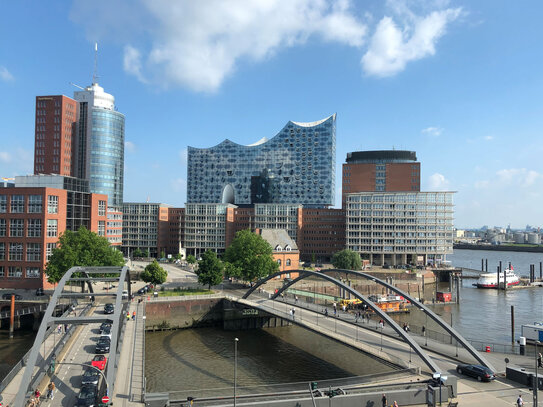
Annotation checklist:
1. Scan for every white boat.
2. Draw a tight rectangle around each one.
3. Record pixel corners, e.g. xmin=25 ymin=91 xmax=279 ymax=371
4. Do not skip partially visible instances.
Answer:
xmin=475 ymin=266 xmax=520 ymax=288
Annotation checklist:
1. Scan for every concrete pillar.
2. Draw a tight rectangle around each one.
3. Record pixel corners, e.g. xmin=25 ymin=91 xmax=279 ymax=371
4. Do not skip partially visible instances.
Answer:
xmin=380 ymin=253 xmax=385 ymax=266
xmin=9 ymin=295 xmax=15 ymax=338
xmin=402 ymin=254 xmax=407 ymax=265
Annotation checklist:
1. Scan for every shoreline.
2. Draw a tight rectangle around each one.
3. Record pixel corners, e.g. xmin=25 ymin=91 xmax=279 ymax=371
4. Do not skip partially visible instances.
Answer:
xmin=454 ymin=243 xmax=543 ymax=253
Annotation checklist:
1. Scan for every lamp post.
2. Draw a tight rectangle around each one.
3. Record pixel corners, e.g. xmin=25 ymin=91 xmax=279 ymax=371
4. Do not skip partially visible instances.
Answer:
xmin=234 ymin=337 xmax=239 ymax=407
xmin=535 ymin=340 xmax=540 ymax=407
xmin=380 ymin=325 xmax=384 ymax=351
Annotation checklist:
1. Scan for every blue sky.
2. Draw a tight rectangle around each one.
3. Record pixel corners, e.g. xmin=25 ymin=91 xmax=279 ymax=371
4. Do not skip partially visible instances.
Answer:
xmin=1 ymin=1 xmax=542 ymax=229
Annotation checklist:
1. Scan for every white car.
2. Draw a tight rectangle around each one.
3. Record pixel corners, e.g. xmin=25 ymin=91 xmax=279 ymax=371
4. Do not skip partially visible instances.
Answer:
xmin=122 ymin=290 xmax=128 ymax=299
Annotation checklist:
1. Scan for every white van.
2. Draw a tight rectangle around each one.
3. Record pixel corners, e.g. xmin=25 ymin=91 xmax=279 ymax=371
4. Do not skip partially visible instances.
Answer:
xmin=122 ymin=290 xmax=129 ymax=299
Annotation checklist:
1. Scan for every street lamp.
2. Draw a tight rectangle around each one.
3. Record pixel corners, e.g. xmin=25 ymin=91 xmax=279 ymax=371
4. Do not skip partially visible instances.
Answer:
xmin=535 ymin=340 xmax=540 ymax=407
xmin=234 ymin=337 xmax=239 ymax=407
xmin=380 ymin=325 xmax=384 ymax=351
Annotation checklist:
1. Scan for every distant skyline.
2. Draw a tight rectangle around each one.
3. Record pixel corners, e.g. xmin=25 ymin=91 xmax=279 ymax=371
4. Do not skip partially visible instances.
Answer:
xmin=1 ymin=1 xmax=542 ymax=228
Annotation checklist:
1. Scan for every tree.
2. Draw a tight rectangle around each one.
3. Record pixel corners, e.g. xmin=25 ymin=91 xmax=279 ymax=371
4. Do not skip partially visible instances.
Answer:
xmin=174 ymin=253 xmax=183 ymax=260
xmin=332 ymin=249 xmax=362 ymax=270
xmin=46 ymin=227 xmax=125 ymax=283
xmin=196 ymin=250 xmax=224 ymax=289
xmin=132 ymin=248 xmax=144 ymax=258
xmin=160 ymin=250 xmax=166 ymax=259
xmin=223 ymin=229 xmax=278 ymax=281
xmin=140 ymin=260 xmax=168 ymax=285
xmin=186 ymin=255 xmax=196 ymax=264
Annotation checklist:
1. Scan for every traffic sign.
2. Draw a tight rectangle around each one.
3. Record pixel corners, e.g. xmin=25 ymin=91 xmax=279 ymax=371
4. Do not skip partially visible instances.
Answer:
xmin=102 ymin=396 xmax=110 ymax=403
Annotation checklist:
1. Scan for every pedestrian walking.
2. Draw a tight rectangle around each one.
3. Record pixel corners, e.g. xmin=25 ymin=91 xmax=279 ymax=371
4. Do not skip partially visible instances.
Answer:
xmin=132 ymin=311 xmax=136 ymax=320
xmin=295 ymin=295 xmax=298 ymax=304
xmin=381 ymin=393 xmax=387 ymax=407
xmin=324 ymin=308 xmax=328 ymax=317
xmin=126 ymin=312 xmax=130 ymax=321
xmin=516 ymin=395 xmax=524 ymax=407
xmin=422 ymin=325 xmax=426 ymax=336
xmin=392 ymin=401 xmax=399 ymax=407
xmin=57 ymin=325 xmax=62 ymax=334
xmin=46 ymin=381 xmax=55 ymax=399
xmin=342 ymin=304 xmax=346 ymax=312
xmin=64 ymin=324 xmax=68 ymax=333
xmin=292 ymin=308 xmax=296 ymax=319
xmin=538 ymin=352 xmax=542 ymax=368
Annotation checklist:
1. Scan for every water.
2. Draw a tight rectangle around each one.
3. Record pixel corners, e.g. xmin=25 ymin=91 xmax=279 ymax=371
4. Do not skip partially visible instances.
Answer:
xmin=0 ymin=330 xmax=36 ymax=382
xmin=145 ymin=325 xmax=396 ymax=395
xmin=391 ymin=249 xmax=543 ymax=345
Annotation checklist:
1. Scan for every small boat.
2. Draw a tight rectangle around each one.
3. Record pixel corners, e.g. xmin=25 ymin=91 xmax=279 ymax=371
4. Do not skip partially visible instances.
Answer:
xmin=474 ymin=266 xmax=520 ymax=288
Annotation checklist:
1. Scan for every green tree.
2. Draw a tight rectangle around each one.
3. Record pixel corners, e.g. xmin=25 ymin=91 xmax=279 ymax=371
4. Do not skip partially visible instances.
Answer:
xmin=174 ymin=253 xmax=183 ymax=260
xmin=223 ymin=229 xmax=278 ymax=281
xmin=311 ymin=253 xmax=316 ymax=264
xmin=46 ymin=227 xmax=125 ymax=283
xmin=196 ymin=250 xmax=224 ymax=289
xmin=186 ymin=254 xmax=197 ymax=264
xmin=160 ymin=250 xmax=166 ymax=259
xmin=332 ymin=249 xmax=362 ymax=270
xmin=132 ymin=248 xmax=144 ymax=258
xmin=140 ymin=260 xmax=168 ymax=285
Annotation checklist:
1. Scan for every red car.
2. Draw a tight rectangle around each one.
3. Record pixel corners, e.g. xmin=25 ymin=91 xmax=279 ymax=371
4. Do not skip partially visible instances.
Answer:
xmin=91 ymin=355 xmax=107 ymax=370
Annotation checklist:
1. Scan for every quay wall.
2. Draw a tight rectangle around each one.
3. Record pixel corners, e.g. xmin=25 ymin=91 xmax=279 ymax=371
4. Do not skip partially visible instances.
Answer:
xmin=454 ymin=243 xmax=543 ymax=253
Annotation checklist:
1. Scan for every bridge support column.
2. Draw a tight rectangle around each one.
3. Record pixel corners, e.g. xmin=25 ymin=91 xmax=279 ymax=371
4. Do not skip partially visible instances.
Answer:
xmin=9 ymin=295 xmax=15 ymax=338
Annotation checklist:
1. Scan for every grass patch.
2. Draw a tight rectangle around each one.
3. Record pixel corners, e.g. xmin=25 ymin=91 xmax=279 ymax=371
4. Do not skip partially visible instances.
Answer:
xmin=158 ymin=288 xmax=214 ymax=297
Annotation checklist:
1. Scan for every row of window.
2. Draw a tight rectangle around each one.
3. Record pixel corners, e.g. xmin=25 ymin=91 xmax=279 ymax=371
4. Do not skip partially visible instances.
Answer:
xmin=0 ymin=195 xmax=58 ymax=214
xmin=0 ymin=266 xmax=41 ymax=278
xmin=0 ymin=219 xmax=57 ymax=237
xmin=0 ymin=242 xmax=56 ymax=261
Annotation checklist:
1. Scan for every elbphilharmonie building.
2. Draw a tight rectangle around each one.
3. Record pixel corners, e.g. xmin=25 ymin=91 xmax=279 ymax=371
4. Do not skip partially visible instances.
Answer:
xmin=187 ymin=114 xmax=336 ymax=207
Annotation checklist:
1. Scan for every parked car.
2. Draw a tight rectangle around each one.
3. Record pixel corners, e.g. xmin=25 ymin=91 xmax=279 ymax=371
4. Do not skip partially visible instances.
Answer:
xmin=2 ymin=293 xmax=22 ymax=300
xmin=103 ymin=303 xmax=114 ymax=314
xmin=81 ymin=368 xmax=100 ymax=386
xmin=76 ymin=383 xmax=98 ymax=406
xmin=99 ymin=322 xmax=111 ymax=334
xmin=456 ymin=364 xmax=496 ymax=382
xmin=122 ymin=289 xmax=129 ymax=299
xmin=302 ymin=262 xmax=311 ymax=268
xmin=100 ymin=326 xmax=112 ymax=339
xmin=137 ymin=287 xmax=146 ymax=295
xmin=315 ymin=263 xmax=323 ymax=268
xmin=91 ymin=355 xmax=107 ymax=371
xmin=95 ymin=337 xmax=111 ymax=354
xmin=35 ymin=288 xmax=45 ymax=296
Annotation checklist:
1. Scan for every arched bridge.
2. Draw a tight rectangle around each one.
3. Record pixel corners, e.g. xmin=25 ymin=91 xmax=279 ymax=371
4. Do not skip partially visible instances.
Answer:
xmin=244 ymin=268 xmax=495 ymax=373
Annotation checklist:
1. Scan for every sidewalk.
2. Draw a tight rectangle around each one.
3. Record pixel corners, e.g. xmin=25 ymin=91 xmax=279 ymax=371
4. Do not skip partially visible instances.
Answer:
xmin=112 ymin=300 xmax=145 ymax=406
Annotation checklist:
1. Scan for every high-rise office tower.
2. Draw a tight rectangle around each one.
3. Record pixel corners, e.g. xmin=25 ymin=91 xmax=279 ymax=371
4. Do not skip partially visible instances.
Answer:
xmin=34 ymin=95 xmax=78 ymax=176
xmin=73 ymin=82 xmax=125 ymax=209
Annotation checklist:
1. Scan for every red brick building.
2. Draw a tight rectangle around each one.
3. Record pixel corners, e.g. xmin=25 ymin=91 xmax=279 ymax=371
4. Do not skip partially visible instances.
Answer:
xmin=342 ymin=150 xmax=420 ymax=207
xmin=257 ymin=229 xmax=300 ymax=279
xmin=0 ymin=180 xmax=107 ymax=290
xmin=34 ymin=95 xmax=77 ymax=176
xmin=298 ymin=208 xmax=345 ymax=262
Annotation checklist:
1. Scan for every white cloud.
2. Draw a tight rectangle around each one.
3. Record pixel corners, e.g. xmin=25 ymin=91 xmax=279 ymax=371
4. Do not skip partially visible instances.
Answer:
xmin=179 ymin=148 xmax=188 ymax=166
xmin=421 ymin=126 xmax=443 ymax=137
xmin=361 ymin=7 xmax=461 ymax=77
xmin=123 ymin=45 xmax=147 ymax=84
xmin=125 ymin=141 xmax=136 ymax=152
xmin=496 ymin=168 xmax=541 ymax=188
xmin=0 ymin=152 xmax=11 ymax=163
xmin=428 ymin=172 xmax=450 ymax=190
xmin=484 ymin=135 xmax=494 ymax=141
xmin=0 ymin=66 xmax=14 ymax=82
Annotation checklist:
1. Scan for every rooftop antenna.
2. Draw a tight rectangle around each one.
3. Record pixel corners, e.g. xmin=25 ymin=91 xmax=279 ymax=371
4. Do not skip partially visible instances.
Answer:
xmin=69 ymin=82 xmax=84 ymax=90
xmin=93 ymin=42 xmax=99 ymax=85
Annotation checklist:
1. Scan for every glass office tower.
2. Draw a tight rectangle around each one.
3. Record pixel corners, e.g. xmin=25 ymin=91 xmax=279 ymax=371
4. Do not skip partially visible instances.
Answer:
xmin=187 ymin=114 xmax=336 ymax=207
xmin=74 ymin=83 xmax=125 ymax=209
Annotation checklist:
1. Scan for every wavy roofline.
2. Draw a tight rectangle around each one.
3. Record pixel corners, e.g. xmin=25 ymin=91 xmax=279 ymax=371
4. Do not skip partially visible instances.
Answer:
xmin=188 ymin=114 xmax=336 ymax=150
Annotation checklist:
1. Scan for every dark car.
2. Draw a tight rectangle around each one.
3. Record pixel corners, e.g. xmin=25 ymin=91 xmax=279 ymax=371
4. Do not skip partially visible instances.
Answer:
xmin=103 ymin=303 xmax=114 ymax=314
xmin=302 ymin=262 xmax=311 ymax=268
xmin=35 ymin=288 xmax=45 ymax=296
xmin=315 ymin=263 xmax=323 ymax=268
xmin=456 ymin=364 xmax=496 ymax=382
xmin=81 ymin=368 xmax=100 ymax=386
xmin=95 ymin=337 xmax=111 ymax=354
xmin=2 ymin=293 xmax=22 ymax=300
xmin=99 ymin=322 xmax=111 ymax=334
xmin=76 ymin=384 xmax=98 ymax=407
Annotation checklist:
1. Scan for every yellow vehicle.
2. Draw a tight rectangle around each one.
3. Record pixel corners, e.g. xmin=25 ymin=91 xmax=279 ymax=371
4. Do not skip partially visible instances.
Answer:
xmin=339 ymin=298 xmax=362 ymax=307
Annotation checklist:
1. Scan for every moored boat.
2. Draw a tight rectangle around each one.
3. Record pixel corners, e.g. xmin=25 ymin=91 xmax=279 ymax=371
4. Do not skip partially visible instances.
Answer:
xmin=474 ymin=266 xmax=520 ymax=288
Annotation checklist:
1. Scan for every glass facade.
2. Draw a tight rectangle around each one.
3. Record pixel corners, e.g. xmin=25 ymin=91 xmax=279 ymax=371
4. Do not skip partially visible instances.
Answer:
xmin=90 ymin=109 xmax=125 ymax=208
xmin=187 ymin=115 xmax=336 ymax=207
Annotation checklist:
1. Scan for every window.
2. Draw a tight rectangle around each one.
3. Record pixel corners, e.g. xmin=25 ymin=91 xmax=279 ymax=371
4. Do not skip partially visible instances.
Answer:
xmin=27 ymin=219 xmax=42 ymax=237
xmin=28 ymin=195 xmax=43 ymax=213
xmin=277 ymin=259 xmax=281 ymax=266
xmin=48 ymin=195 xmax=59 ymax=214
xmin=10 ymin=195 xmax=24 ymax=213
xmin=27 ymin=243 xmax=41 ymax=262
xmin=0 ymin=195 xmax=6 ymax=213
xmin=286 ymin=259 xmax=291 ymax=266
xmin=9 ymin=219 xmax=24 ymax=237
xmin=8 ymin=266 xmax=22 ymax=278
xmin=98 ymin=200 xmax=106 ymax=216
xmin=0 ymin=242 xmax=4 ymax=260
xmin=9 ymin=243 xmax=23 ymax=261
xmin=98 ymin=221 xmax=105 ymax=236
xmin=47 ymin=219 xmax=58 ymax=237
xmin=26 ymin=267 xmax=40 ymax=278
xmin=0 ymin=219 xmax=5 ymax=237
xmin=0 ymin=266 xmax=3 ymax=277
xmin=46 ymin=243 xmax=56 ymax=260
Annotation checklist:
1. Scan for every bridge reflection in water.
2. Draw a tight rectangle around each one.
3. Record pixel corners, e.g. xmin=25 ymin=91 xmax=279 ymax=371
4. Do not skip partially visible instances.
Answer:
xmin=145 ymin=324 xmax=407 ymax=400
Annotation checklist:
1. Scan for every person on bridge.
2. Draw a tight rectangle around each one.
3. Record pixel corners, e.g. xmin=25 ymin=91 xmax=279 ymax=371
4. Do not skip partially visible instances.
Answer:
xmin=538 ymin=352 xmax=542 ymax=368
xmin=392 ymin=401 xmax=399 ymax=407
xmin=132 ymin=311 xmax=136 ymax=320
xmin=516 ymin=395 xmax=523 ymax=406
xmin=126 ymin=312 xmax=130 ymax=321
xmin=46 ymin=381 xmax=55 ymax=399
xmin=381 ymin=393 xmax=387 ymax=407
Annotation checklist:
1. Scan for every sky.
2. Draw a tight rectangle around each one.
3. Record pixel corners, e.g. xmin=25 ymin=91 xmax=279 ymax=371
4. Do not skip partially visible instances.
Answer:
xmin=0 ymin=0 xmax=542 ymax=229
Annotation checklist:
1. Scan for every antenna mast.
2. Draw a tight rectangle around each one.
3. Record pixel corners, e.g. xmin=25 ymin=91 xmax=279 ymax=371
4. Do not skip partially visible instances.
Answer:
xmin=93 ymin=42 xmax=99 ymax=85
